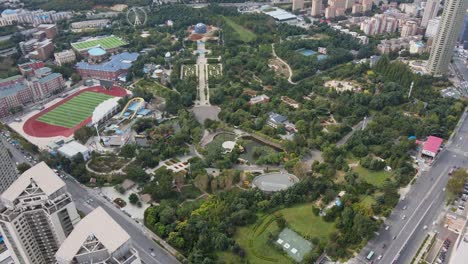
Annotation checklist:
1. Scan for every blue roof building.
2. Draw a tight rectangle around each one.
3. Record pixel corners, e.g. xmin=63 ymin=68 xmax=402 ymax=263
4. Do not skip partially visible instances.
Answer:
xmin=88 ymin=47 xmax=107 ymax=57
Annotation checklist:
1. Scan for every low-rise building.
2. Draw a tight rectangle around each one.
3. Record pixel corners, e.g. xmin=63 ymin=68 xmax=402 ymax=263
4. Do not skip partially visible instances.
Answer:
xmin=377 ymin=35 xmax=423 ymax=54
xmin=70 ymin=19 xmax=110 ymax=31
xmin=57 ymin=141 xmax=90 ymax=161
xmin=249 ymin=94 xmax=270 ymax=105
xmin=267 ymin=112 xmax=288 ymax=129
xmin=409 ymin=40 xmax=426 ymax=54
xmin=422 ymin=135 xmax=443 ymax=158
xmin=76 ymin=52 xmax=139 ymax=81
xmin=54 ymin=50 xmax=76 ymax=66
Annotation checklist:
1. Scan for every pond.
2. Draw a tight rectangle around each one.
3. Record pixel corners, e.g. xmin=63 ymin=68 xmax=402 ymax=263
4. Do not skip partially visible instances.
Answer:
xmin=239 ymin=137 xmax=279 ymax=163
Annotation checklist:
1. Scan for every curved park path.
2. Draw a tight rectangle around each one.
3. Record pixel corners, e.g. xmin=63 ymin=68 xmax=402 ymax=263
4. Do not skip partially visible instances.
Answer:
xmin=271 ymin=43 xmax=297 ymax=85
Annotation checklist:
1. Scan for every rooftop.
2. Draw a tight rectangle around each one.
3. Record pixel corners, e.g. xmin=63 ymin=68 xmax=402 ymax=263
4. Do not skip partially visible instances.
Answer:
xmin=423 ymin=135 xmax=443 ymax=154
xmin=1 ymin=162 xmax=65 ymax=203
xmin=76 ymin=52 xmax=138 ymax=73
xmin=38 ymin=72 xmax=62 ymax=84
xmin=57 ymin=141 xmax=88 ymax=158
xmin=269 ymin=112 xmax=288 ymax=124
xmin=55 ymin=207 xmax=131 ymax=262
xmin=0 ymin=82 xmax=27 ymax=99
xmin=88 ymin=47 xmax=106 ymax=57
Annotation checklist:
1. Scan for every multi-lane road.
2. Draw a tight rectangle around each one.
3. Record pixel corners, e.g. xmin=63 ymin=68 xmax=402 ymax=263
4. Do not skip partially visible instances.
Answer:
xmin=1 ymin=137 xmax=180 ymax=264
xmin=355 ymin=109 xmax=468 ymax=264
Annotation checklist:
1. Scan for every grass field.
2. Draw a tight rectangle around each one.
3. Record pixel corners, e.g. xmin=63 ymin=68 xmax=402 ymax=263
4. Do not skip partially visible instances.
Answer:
xmin=279 ymin=203 xmax=336 ymax=243
xmin=352 ymin=165 xmax=391 ymax=187
xmin=219 ymin=203 xmax=336 ymax=263
xmin=71 ymin=36 xmax=127 ymax=50
xmin=37 ymin=92 xmax=114 ymax=128
xmin=222 ymin=16 xmax=256 ymax=43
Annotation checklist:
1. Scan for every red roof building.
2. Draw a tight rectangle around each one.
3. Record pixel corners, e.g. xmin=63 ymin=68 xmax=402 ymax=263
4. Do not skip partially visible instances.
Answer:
xmin=422 ymin=136 xmax=443 ymax=158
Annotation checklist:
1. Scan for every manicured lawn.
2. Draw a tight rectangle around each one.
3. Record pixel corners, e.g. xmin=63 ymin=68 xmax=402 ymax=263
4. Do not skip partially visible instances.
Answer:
xmin=222 ymin=16 xmax=256 ymax=43
xmin=71 ymin=36 xmax=127 ymax=50
xmin=37 ymin=92 xmax=114 ymax=128
xmin=279 ymin=203 xmax=336 ymax=243
xmin=352 ymin=165 xmax=391 ymax=187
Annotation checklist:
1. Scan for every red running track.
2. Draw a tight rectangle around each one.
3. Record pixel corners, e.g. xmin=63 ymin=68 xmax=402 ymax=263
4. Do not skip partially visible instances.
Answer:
xmin=23 ymin=86 xmax=128 ymax=138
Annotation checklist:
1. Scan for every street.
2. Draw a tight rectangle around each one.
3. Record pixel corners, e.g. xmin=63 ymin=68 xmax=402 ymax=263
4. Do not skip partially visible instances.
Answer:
xmin=355 ymin=110 xmax=468 ymax=264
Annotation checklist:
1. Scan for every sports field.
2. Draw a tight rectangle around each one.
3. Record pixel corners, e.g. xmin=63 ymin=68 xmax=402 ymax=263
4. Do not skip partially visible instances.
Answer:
xmin=37 ymin=91 xmax=114 ymax=128
xmin=71 ymin=36 xmax=127 ymax=51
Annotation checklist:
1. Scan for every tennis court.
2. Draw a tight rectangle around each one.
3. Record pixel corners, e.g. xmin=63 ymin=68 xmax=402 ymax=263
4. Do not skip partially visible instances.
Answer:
xmin=276 ymin=228 xmax=313 ymax=262
xmin=37 ymin=91 xmax=114 ymax=128
xmin=71 ymin=36 xmax=127 ymax=50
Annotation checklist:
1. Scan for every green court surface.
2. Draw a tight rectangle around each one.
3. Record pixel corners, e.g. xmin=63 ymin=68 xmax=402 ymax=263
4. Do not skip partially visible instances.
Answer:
xmin=37 ymin=92 xmax=114 ymax=128
xmin=71 ymin=36 xmax=127 ymax=50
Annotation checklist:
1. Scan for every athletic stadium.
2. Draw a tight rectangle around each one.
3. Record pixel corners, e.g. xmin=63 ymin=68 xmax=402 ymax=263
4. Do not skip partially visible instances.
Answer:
xmin=22 ymin=85 xmax=128 ymax=138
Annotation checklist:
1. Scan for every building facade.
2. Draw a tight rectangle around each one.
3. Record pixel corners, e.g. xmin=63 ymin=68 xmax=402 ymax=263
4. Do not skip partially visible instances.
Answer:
xmin=0 ymin=140 xmax=17 ymax=194
xmin=425 ymin=17 xmax=440 ymax=38
xmin=0 ymin=162 xmax=80 ymax=264
xmin=426 ymin=0 xmax=468 ymax=75
xmin=54 ymin=50 xmax=76 ymax=66
xmin=292 ymin=0 xmax=304 ymax=11
xmin=55 ymin=207 xmax=141 ymax=264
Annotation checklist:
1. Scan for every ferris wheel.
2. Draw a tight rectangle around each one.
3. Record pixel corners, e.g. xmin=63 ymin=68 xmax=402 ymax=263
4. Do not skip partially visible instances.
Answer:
xmin=126 ymin=7 xmax=147 ymax=27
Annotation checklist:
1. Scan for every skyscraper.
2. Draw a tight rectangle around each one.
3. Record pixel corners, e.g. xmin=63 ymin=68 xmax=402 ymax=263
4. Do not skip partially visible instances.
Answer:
xmin=426 ymin=0 xmax=468 ymax=75
xmin=55 ymin=207 xmax=141 ymax=264
xmin=421 ymin=0 xmax=440 ymax=27
xmin=0 ymin=162 xmax=80 ymax=264
xmin=311 ymin=0 xmax=323 ymax=16
xmin=0 ymin=140 xmax=17 ymax=194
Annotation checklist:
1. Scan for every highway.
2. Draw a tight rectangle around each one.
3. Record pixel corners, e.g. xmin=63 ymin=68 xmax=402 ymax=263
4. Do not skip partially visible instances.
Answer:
xmin=0 ymin=136 xmax=180 ymax=264
xmin=355 ymin=109 xmax=468 ymax=264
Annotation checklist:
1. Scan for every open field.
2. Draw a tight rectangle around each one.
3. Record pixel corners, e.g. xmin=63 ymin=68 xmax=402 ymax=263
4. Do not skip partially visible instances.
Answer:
xmin=352 ymin=165 xmax=391 ymax=187
xmin=220 ymin=202 xmax=336 ymax=263
xmin=279 ymin=203 xmax=336 ymax=243
xmin=222 ymin=16 xmax=256 ymax=43
xmin=37 ymin=91 xmax=114 ymax=128
xmin=71 ymin=36 xmax=127 ymax=50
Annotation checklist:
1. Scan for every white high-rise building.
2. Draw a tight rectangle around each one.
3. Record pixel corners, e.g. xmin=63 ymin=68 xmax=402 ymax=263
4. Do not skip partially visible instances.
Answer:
xmin=427 ymin=0 xmax=468 ymax=75
xmin=421 ymin=0 xmax=439 ymax=27
xmin=0 ymin=162 xmax=80 ymax=264
xmin=55 ymin=207 xmax=141 ymax=264
xmin=0 ymin=141 xmax=17 ymax=194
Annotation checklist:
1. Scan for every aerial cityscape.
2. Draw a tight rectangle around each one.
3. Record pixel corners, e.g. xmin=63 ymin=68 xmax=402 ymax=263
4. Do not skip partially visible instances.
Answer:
xmin=0 ymin=0 xmax=467 ymax=263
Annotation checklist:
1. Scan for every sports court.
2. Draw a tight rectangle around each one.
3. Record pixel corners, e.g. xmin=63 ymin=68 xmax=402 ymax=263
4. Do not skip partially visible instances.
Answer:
xmin=276 ymin=228 xmax=313 ymax=262
xmin=71 ymin=36 xmax=127 ymax=51
xmin=37 ymin=92 xmax=114 ymax=128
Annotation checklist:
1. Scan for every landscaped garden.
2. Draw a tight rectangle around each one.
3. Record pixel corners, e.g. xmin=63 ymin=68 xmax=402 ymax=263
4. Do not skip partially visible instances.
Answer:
xmin=87 ymin=155 xmax=132 ymax=173
xmin=181 ymin=64 xmax=197 ymax=79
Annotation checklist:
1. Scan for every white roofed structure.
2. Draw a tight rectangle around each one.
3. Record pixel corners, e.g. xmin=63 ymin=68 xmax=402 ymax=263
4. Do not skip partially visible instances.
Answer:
xmin=55 ymin=207 xmax=141 ymax=264
xmin=57 ymin=141 xmax=91 ymax=161
xmin=1 ymin=161 xmax=65 ymax=206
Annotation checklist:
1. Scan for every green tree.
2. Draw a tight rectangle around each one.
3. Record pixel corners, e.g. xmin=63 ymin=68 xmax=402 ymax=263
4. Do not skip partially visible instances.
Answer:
xmin=17 ymin=162 xmax=31 ymax=173
xmin=129 ymin=193 xmax=139 ymax=204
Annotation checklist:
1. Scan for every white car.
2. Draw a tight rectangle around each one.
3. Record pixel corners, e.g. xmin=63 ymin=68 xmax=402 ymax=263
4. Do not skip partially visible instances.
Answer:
xmin=378 ymin=255 xmax=383 ymax=260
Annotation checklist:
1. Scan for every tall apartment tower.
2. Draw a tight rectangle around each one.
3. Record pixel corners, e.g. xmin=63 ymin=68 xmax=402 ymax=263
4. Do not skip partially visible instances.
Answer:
xmin=311 ymin=0 xmax=323 ymax=16
xmin=426 ymin=0 xmax=468 ymax=75
xmin=0 ymin=141 xmax=17 ymax=194
xmin=292 ymin=0 xmax=305 ymax=10
xmin=55 ymin=207 xmax=141 ymax=264
xmin=421 ymin=0 xmax=439 ymax=27
xmin=0 ymin=162 xmax=80 ymax=264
